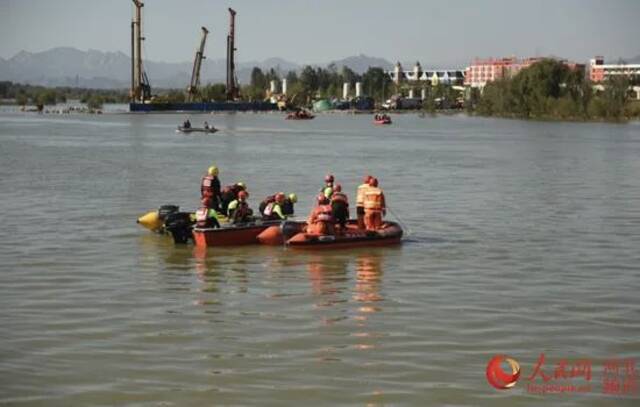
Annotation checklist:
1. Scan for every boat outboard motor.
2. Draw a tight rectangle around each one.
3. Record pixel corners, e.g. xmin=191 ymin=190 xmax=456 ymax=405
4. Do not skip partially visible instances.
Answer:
xmin=164 ymin=212 xmax=194 ymax=244
xmin=158 ymin=205 xmax=180 ymax=221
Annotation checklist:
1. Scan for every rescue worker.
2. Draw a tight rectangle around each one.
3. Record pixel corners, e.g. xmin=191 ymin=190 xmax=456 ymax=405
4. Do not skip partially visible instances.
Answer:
xmin=363 ymin=177 xmax=386 ymax=231
xmin=227 ymin=190 xmax=253 ymax=224
xmin=183 ymin=118 xmax=191 ymax=129
xmin=306 ymin=194 xmax=335 ymax=236
xmin=200 ymin=165 xmax=221 ymax=211
xmin=194 ymin=206 xmax=220 ymax=229
xmin=282 ymin=193 xmax=297 ymax=216
xmin=330 ymin=184 xmax=349 ymax=231
xmin=322 ymin=174 xmax=335 ymax=199
xmin=259 ymin=194 xmax=276 ymax=216
xmin=356 ymin=175 xmax=372 ymax=229
xmin=262 ymin=192 xmax=287 ymax=221
xmin=220 ymin=182 xmax=246 ymax=215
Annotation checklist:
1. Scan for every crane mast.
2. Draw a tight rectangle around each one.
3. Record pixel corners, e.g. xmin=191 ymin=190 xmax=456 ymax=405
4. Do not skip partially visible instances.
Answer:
xmin=226 ymin=8 xmax=238 ymax=100
xmin=187 ymin=27 xmax=209 ymax=102
xmin=130 ymin=0 xmax=150 ymax=102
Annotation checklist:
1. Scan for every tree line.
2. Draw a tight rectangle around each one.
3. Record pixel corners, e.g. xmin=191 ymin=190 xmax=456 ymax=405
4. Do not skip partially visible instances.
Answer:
xmin=468 ymin=59 xmax=640 ymax=121
xmin=0 ymin=81 xmax=129 ymax=109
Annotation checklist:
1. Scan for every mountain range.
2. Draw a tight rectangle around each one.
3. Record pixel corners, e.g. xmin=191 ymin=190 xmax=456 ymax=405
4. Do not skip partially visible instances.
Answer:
xmin=2 ymin=48 xmax=638 ymax=89
xmin=0 ymin=47 xmax=395 ymax=89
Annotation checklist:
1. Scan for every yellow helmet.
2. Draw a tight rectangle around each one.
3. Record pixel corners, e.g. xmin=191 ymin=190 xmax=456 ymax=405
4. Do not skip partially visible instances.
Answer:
xmin=237 ymin=181 xmax=246 ymax=189
xmin=208 ymin=165 xmax=218 ymax=176
xmin=288 ymin=193 xmax=297 ymax=203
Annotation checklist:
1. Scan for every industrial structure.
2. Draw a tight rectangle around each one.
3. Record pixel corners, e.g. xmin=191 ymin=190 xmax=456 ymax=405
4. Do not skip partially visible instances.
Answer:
xmin=130 ymin=0 xmax=150 ymax=102
xmin=225 ymin=8 xmax=238 ymax=100
xmin=186 ymin=27 xmax=209 ymax=102
xmin=128 ymin=3 xmax=275 ymax=112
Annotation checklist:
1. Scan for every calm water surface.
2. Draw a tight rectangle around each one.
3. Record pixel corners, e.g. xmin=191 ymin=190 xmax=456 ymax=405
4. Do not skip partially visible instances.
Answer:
xmin=1 ymin=110 xmax=639 ymax=406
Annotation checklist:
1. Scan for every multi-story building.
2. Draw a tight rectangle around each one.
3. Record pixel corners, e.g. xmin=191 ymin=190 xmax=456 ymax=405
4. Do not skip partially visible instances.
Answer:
xmin=464 ymin=57 xmax=584 ymax=88
xmin=589 ymin=56 xmax=640 ymax=83
xmin=388 ymin=62 xmax=465 ymax=86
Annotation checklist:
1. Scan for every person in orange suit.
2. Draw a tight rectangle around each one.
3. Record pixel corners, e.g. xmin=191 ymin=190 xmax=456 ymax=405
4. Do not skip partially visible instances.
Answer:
xmin=363 ymin=177 xmax=386 ymax=231
xmin=356 ymin=175 xmax=372 ymax=229
xmin=307 ymin=194 xmax=335 ymax=236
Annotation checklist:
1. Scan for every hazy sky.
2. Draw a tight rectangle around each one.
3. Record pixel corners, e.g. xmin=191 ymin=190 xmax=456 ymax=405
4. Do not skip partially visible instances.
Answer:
xmin=1 ymin=0 xmax=639 ymax=65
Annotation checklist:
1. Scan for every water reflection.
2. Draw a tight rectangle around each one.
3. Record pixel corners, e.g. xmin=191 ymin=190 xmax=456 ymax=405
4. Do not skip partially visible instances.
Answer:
xmin=352 ymin=252 xmax=385 ymax=351
xmin=307 ymin=254 xmax=350 ymax=309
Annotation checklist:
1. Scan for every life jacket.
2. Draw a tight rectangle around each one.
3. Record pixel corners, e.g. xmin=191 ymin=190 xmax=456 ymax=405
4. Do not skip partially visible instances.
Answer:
xmin=282 ymin=199 xmax=295 ymax=216
xmin=331 ymin=191 xmax=348 ymax=205
xmin=195 ymin=207 xmax=217 ymax=228
xmin=364 ymin=187 xmax=384 ymax=211
xmin=263 ymin=202 xmax=284 ymax=219
xmin=229 ymin=200 xmax=251 ymax=221
xmin=321 ymin=184 xmax=333 ymax=198
xmin=311 ymin=204 xmax=334 ymax=223
xmin=259 ymin=195 xmax=275 ymax=214
xmin=201 ymin=175 xmax=218 ymax=198
xmin=356 ymin=184 xmax=370 ymax=207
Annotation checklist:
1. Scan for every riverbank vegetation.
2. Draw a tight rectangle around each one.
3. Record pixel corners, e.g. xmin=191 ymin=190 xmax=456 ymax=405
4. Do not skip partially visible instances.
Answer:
xmin=470 ymin=59 xmax=640 ymax=121
xmin=0 ymin=81 xmax=129 ymax=107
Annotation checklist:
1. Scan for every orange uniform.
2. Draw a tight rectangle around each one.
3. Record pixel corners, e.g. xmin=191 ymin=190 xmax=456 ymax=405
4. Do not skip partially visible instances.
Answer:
xmin=363 ymin=187 xmax=386 ymax=231
xmin=356 ymin=182 xmax=371 ymax=229
xmin=307 ymin=204 xmax=335 ymax=235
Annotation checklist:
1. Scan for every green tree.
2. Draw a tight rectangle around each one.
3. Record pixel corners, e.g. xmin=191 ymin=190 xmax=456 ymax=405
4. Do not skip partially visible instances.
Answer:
xmin=86 ymin=95 xmax=103 ymax=110
xmin=201 ymin=83 xmax=227 ymax=101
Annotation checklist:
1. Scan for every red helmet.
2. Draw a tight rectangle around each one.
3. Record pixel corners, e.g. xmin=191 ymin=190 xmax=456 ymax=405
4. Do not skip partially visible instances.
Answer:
xmin=324 ymin=174 xmax=334 ymax=183
xmin=363 ymin=175 xmax=372 ymax=183
xmin=334 ymin=184 xmax=342 ymax=192
xmin=238 ymin=190 xmax=248 ymax=200
xmin=275 ymin=192 xmax=286 ymax=203
xmin=316 ymin=194 xmax=330 ymax=205
xmin=368 ymin=177 xmax=379 ymax=187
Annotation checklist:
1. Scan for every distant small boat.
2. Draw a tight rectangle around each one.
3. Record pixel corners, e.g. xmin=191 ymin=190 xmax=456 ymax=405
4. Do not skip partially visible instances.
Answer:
xmin=373 ymin=116 xmax=392 ymax=125
xmin=285 ymin=111 xmax=314 ymax=120
xmin=176 ymin=126 xmax=218 ymax=134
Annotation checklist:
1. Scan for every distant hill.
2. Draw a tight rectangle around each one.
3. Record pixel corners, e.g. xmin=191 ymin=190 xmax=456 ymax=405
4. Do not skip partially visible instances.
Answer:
xmin=0 ymin=47 xmax=302 ymax=89
xmin=328 ymin=54 xmax=394 ymax=73
xmin=0 ymin=48 xmax=399 ymax=89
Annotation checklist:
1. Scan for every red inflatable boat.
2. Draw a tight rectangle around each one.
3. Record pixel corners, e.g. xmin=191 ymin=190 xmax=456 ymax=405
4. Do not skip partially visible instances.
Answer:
xmin=373 ymin=116 xmax=392 ymax=125
xmin=193 ymin=220 xmax=284 ymax=247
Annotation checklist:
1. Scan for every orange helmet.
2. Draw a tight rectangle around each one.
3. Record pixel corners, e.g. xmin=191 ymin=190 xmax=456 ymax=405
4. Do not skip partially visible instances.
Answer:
xmin=317 ymin=194 xmax=330 ymax=205
xmin=324 ymin=174 xmax=334 ymax=183
xmin=275 ymin=192 xmax=286 ymax=203
xmin=238 ymin=190 xmax=248 ymax=200
xmin=368 ymin=177 xmax=378 ymax=187
xmin=334 ymin=184 xmax=342 ymax=192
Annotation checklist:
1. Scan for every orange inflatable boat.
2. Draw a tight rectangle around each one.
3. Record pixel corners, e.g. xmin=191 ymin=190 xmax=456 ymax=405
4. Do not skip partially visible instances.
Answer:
xmin=257 ymin=220 xmax=403 ymax=249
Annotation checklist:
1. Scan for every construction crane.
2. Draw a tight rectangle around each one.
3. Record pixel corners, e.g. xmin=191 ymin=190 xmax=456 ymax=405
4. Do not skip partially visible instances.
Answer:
xmin=187 ymin=27 xmax=209 ymax=102
xmin=130 ymin=0 xmax=151 ymax=102
xmin=226 ymin=8 xmax=238 ymax=100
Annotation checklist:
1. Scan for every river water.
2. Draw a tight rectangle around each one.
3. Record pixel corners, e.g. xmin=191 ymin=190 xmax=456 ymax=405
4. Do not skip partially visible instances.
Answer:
xmin=1 ymin=110 xmax=639 ymax=406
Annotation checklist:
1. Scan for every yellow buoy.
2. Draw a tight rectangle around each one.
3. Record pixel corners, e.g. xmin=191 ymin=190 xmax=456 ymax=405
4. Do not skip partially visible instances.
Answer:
xmin=137 ymin=210 xmax=163 ymax=231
